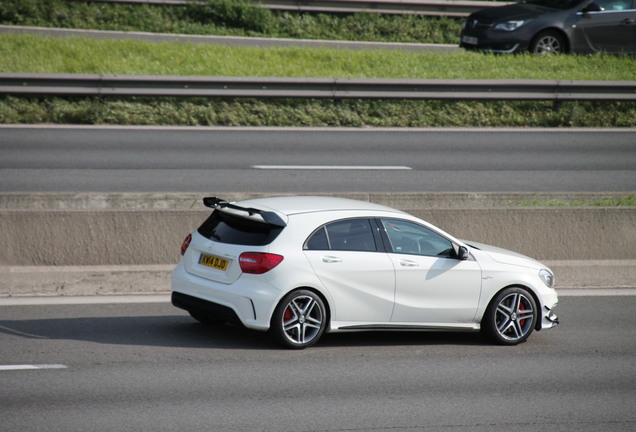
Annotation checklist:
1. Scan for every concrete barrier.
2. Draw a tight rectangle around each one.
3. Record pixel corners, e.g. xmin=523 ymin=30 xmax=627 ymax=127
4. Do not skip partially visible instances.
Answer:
xmin=1 ymin=193 xmax=634 ymax=296
xmin=1 ymin=207 xmax=635 ymax=266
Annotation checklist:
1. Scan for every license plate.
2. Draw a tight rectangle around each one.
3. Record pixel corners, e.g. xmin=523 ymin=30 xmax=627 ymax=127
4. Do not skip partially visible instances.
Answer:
xmin=462 ymin=36 xmax=478 ymax=45
xmin=199 ymin=253 xmax=229 ymax=271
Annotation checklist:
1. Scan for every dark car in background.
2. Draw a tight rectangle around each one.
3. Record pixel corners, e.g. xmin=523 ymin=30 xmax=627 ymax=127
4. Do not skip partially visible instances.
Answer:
xmin=460 ymin=0 xmax=636 ymax=54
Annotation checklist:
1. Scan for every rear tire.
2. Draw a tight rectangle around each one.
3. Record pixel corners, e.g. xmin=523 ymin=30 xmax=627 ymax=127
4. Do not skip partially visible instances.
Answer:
xmin=482 ymin=287 xmax=537 ymax=345
xmin=530 ymin=30 xmax=566 ymax=55
xmin=270 ymin=290 xmax=327 ymax=349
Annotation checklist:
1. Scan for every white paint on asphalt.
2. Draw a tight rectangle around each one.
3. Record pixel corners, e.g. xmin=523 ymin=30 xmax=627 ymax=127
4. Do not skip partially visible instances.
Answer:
xmin=0 ymin=295 xmax=170 ymax=306
xmin=253 ymin=165 xmax=412 ymax=170
xmin=557 ymin=288 xmax=636 ymax=297
xmin=0 ymin=364 xmax=67 ymax=371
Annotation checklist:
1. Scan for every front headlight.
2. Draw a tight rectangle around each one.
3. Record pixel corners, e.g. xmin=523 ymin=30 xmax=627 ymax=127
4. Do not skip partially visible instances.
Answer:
xmin=539 ymin=269 xmax=555 ymax=288
xmin=494 ymin=20 xmax=529 ymax=31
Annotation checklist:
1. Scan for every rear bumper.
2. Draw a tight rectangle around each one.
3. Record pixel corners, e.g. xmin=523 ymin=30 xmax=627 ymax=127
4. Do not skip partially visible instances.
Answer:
xmin=172 ymin=291 xmax=243 ymax=326
xmin=171 ymin=261 xmax=277 ymax=331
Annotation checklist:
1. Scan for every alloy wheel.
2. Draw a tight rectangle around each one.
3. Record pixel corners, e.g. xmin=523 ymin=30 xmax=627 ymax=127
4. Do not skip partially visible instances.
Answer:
xmin=532 ymin=32 xmax=564 ymax=55
xmin=494 ymin=292 xmax=535 ymax=342
xmin=278 ymin=292 xmax=325 ymax=348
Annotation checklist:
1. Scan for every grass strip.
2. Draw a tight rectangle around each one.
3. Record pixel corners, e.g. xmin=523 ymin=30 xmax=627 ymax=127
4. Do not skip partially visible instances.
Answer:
xmin=2 ymin=96 xmax=635 ymax=127
xmin=0 ymin=0 xmax=463 ymax=44
xmin=2 ymin=34 xmax=636 ymax=80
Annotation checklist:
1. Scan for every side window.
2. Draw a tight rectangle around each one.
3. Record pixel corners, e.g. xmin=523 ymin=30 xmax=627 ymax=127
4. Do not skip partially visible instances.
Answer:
xmin=595 ymin=0 xmax=632 ymax=10
xmin=304 ymin=219 xmax=377 ymax=252
xmin=381 ymin=219 xmax=454 ymax=257
xmin=304 ymin=226 xmax=329 ymax=250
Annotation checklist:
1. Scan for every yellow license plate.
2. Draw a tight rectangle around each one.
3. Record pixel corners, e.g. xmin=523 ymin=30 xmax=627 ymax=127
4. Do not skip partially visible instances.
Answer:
xmin=199 ymin=253 xmax=229 ymax=271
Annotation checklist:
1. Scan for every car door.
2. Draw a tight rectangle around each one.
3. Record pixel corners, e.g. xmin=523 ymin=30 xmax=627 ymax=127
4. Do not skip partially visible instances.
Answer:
xmin=379 ymin=218 xmax=482 ymax=325
xmin=303 ymin=218 xmax=396 ymax=323
xmin=576 ymin=0 xmax=636 ymax=53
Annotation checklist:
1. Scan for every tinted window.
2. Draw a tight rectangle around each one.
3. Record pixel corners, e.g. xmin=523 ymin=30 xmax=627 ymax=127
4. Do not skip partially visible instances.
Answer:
xmin=198 ymin=210 xmax=283 ymax=246
xmin=381 ymin=219 xmax=454 ymax=257
xmin=526 ymin=0 xmax=586 ymax=9
xmin=594 ymin=0 xmax=632 ymax=10
xmin=304 ymin=219 xmax=377 ymax=252
xmin=304 ymin=226 xmax=329 ymax=250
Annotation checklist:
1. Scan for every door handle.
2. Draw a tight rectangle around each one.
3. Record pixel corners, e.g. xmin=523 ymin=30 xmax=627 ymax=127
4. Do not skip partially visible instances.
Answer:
xmin=399 ymin=260 xmax=419 ymax=267
xmin=322 ymin=256 xmax=342 ymax=263
xmin=622 ymin=18 xmax=634 ymax=24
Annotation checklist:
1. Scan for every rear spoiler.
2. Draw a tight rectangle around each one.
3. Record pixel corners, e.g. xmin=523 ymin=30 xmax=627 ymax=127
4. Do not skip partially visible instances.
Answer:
xmin=203 ymin=197 xmax=287 ymax=227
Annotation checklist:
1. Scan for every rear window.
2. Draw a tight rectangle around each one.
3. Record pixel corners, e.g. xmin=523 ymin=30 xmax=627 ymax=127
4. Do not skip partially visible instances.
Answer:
xmin=198 ymin=210 xmax=283 ymax=246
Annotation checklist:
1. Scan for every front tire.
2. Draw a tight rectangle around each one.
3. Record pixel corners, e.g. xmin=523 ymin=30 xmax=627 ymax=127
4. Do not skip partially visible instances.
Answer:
xmin=530 ymin=30 xmax=566 ymax=55
xmin=482 ymin=287 xmax=537 ymax=345
xmin=271 ymin=290 xmax=327 ymax=349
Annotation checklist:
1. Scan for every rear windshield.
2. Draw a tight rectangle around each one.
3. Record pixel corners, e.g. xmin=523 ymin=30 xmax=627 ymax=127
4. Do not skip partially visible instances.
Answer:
xmin=197 ymin=210 xmax=284 ymax=246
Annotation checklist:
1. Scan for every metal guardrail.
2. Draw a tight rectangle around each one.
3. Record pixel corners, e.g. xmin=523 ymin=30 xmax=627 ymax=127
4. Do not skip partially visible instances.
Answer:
xmin=2 ymin=73 xmax=635 ymax=101
xmin=84 ymin=0 xmax=509 ymax=17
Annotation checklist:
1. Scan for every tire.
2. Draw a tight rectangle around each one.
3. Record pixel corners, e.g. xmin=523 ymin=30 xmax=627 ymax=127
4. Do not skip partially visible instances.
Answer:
xmin=270 ymin=290 xmax=327 ymax=349
xmin=482 ymin=287 xmax=537 ymax=345
xmin=530 ymin=30 xmax=566 ymax=55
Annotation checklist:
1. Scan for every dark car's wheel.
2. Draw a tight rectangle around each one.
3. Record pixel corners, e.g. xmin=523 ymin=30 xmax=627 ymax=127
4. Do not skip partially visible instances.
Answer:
xmin=271 ymin=290 xmax=327 ymax=349
xmin=482 ymin=287 xmax=537 ymax=345
xmin=530 ymin=30 xmax=566 ymax=54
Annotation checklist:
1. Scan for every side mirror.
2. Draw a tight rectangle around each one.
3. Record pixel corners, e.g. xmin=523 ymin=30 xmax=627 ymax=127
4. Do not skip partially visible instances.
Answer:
xmin=456 ymin=246 xmax=469 ymax=260
xmin=582 ymin=2 xmax=602 ymax=13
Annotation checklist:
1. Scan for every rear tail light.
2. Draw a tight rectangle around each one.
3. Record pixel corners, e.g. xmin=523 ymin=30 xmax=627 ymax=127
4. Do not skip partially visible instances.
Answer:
xmin=239 ymin=252 xmax=284 ymax=274
xmin=180 ymin=234 xmax=192 ymax=256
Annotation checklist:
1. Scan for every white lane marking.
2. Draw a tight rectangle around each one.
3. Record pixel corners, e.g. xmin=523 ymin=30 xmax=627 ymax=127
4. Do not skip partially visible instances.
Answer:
xmin=0 ymin=364 xmax=67 ymax=371
xmin=0 ymin=295 xmax=170 ymax=306
xmin=252 ymin=165 xmax=412 ymax=170
xmin=557 ymin=288 xmax=636 ymax=297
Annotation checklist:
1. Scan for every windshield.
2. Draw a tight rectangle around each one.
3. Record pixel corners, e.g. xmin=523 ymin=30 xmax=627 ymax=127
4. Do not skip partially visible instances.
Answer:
xmin=524 ymin=0 xmax=587 ymax=9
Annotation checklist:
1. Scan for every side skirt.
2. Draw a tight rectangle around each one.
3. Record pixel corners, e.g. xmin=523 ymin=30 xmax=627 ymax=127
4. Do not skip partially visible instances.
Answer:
xmin=331 ymin=323 xmax=481 ymax=333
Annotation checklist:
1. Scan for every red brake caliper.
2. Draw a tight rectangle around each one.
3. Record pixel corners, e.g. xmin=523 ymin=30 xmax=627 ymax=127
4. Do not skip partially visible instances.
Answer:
xmin=283 ymin=307 xmax=293 ymax=322
xmin=519 ymin=301 xmax=526 ymax=327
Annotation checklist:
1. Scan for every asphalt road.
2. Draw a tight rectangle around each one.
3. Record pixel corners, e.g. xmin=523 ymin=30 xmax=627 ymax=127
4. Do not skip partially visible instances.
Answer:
xmin=1 ymin=126 xmax=635 ymax=192
xmin=1 ymin=294 xmax=635 ymax=432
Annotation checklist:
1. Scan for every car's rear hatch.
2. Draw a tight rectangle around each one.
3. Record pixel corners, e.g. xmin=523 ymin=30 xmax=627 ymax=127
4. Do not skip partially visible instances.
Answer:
xmin=183 ymin=198 xmax=286 ymax=284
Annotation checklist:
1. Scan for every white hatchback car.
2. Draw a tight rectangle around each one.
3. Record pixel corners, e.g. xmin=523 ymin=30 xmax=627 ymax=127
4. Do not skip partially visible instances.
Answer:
xmin=171 ymin=196 xmax=559 ymax=349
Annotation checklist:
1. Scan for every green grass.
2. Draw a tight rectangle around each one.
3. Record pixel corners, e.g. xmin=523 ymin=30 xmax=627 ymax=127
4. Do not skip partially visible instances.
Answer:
xmin=1 ymin=0 xmax=635 ymax=128
xmin=2 ymin=96 xmax=635 ymax=127
xmin=0 ymin=0 xmax=462 ymax=44
xmin=2 ymin=34 xmax=635 ymax=80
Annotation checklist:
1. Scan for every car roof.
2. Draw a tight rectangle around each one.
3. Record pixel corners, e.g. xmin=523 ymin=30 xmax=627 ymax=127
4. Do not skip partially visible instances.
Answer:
xmin=234 ymin=196 xmax=406 ymax=216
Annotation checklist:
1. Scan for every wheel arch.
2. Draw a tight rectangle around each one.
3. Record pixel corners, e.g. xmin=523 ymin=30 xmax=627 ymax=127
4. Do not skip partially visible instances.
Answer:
xmin=485 ymin=283 xmax=543 ymax=331
xmin=270 ymin=286 xmax=332 ymax=330
xmin=530 ymin=28 xmax=571 ymax=53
